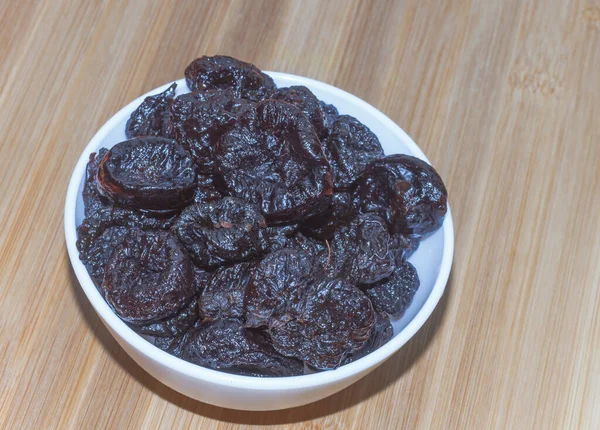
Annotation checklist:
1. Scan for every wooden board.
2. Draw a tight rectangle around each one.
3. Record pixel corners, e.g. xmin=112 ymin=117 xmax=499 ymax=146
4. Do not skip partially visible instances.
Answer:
xmin=1 ymin=0 xmax=599 ymax=428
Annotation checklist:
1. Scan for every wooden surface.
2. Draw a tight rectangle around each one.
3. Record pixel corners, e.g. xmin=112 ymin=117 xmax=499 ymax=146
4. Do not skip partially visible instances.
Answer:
xmin=1 ymin=0 xmax=599 ymax=428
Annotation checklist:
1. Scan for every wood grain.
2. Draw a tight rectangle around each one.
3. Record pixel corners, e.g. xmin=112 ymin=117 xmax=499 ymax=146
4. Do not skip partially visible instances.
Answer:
xmin=1 ymin=0 xmax=599 ymax=428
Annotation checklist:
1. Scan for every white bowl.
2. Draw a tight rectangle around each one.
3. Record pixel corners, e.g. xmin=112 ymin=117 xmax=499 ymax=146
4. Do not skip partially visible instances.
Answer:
xmin=64 ymin=72 xmax=454 ymax=411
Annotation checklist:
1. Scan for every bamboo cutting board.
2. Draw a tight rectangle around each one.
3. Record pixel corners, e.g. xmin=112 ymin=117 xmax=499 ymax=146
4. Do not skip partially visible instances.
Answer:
xmin=1 ymin=0 xmax=599 ymax=428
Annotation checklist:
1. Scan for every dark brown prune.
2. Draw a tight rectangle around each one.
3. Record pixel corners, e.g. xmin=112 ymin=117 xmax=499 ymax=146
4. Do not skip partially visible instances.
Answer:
xmin=199 ymin=262 xmax=253 ymax=320
xmin=342 ymin=311 xmax=393 ymax=364
xmin=193 ymin=266 xmax=212 ymax=294
xmin=185 ymin=55 xmax=275 ymax=102
xmin=168 ymin=90 xmax=252 ymax=174
xmin=193 ymin=174 xmax=224 ymax=204
xmin=101 ymin=230 xmax=195 ymax=325
xmin=172 ymin=197 xmax=266 ymax=268
xmin=270 ymin=86 xmax=328 ymax=138
xmin=97 ymin=137 xmax=197 ymax=212
xmin=362 ymin=260 xmax=419 ymax=317
xmin=83 ymin=149 xmax=111 ymax=216
xmin=258 ymin=224 xmax=297 ymax=253
xmin=216 ymin=100 xmax=333 ymax=223
xmin=125 ymin=83 xmax=176 ymax=139
xmin=131 ymin=296 xmax=198 ymax=337
xmin=245 ymin=249 xmax=313 ymax=328
xmin=300 ymin=192 xmax=354 ymax=240
xmin=269 ymin=278 xmax=375 ymax=370
xmin=322 ymin=115 xmax=384 ymax=190
xmin=391 ymin=233 xmax=421 ymax=263
xmin=76 ymin=205 xmax=175 ymax=257
xmin=179 ymin=318 xmax=304 ymax=376
xmin=78 ymin=225 xmax=129 ymax=286
xmin=353 ymin=154 xmax=448 ymax=235
xmin=320 ymin=101 xmax=338 ymax=134
xmin=327 ymin=213 xmax=395 ymax=284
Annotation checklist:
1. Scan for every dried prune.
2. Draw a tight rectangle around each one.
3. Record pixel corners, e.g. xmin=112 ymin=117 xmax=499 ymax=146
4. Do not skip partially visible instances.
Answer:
xmin=353 ymin=154 xmax=448 ymax=235
xmin=79 ymin=225 xmax=129 ymax=285
xmin=362 ymin=260 xmax=419 ymax=317
xmin=269 ymin=278 xmax=375 ymax=370
xmin=193 ymin=266 xmax=212 ymax=294
xmin=270 ymin=86 xmax=328 ymax=138
xmin=168 ymin=90 xmax=251 ymax=173
xmin=193 ymin=174 xmax=224 ymax=204
xmin=179 ymin=318 xmax=304 ymax=376
xmin=131 ymin=296 xmax=198 ymax=337
xmin=327 ymin=213 xmax=395 ymax=284
xmin=322 ymin=115 xmax=384 ymax=190
xmin=173 ymin=197 xmax=266 ymax=268
xmin=342 ymin=311 xmax=393 ymax=364
xmin=245 ymin=248 xmax=313 ymax=328
xmin=391 ymin=233 xmax=421 ymax=263
xmin=199 ymin=262 xmax=253 ymax=320
xmin=320 ymin=101 xmax=338 ymax=134
xmin=83 ymin=149 xmax=111 ymax=216
xmin=216 ymin=100 xmax=333 ymax=223
xmin=300 ymin=192 xmax=354 ymax=240
xmin=185 ymin=55 xmax=275 ymax=101
xmin=125 ymin=83 xmax=176 ymax=138
xmin=97 ymin=137 xmax=197 ymax=212
xmin=101 ymin=230 xmax=195 ymax=325
xmin=258 ymin=224 xmax=297 ymax=253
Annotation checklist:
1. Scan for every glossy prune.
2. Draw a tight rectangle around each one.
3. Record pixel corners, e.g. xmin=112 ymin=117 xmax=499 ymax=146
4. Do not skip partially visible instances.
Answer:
xmin=320 ymin=101 xmax=338 ymax=134
xmin=391 ymin=233 xmax=421 ymax=263
xmin=245 ymin=248 xmax=312 ymax=328
xmin=173 ymin=197 xmax=266 ymax=268
xmin=199 ymin=262 xmax=254 ymax=320
xmin=97 ymin=137 xmax=196 ymax=212
xmin=353 ymin=154 xmax=448 ymax=235
xmin=216 ymin=100 xmax=333 ymax=223
xmin=83 ymin=149 xmax=111 ymax=216
xmin=258 ymin=224 xmax=297 ymax=254
xmin=179 ymin=318 xmax=304 ymax=376
xmin=269 ymin=278 xmax=375 ymax=370
xmin=185 ymin=55 xmax=275 ymax=101
xmin=78 ymin=225 xmax=129 ymax=285
xmin=168 ymin=90 xmax=251 ymax=174
xmin=362 ymin=260 xmax=419 ymax=317
xmin=131 ymin=296 xmax=198 ymax=337
xmin=342 ymin=311 xmax=393 ymax=364
xmin=322 ymin=115 xmax=384 ymax=190
xmin=327 ymin=213 xmax=395 ymax=284
xmin=300 ymin=192 xmax=354 ymax=240
xmin=125 ymin=83 xmax=176 ymax=138
xmin=270 ymin=86 xmax=328 ymax=138
xmin=101 ymin=230 xmax=195 ymax=325
xmin=193 ymin=174 xmax=224 ymax=204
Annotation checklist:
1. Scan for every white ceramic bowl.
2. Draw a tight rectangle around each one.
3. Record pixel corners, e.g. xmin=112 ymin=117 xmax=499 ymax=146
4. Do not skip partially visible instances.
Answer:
xmin=64 ymin=72 xmax=454 ymax=411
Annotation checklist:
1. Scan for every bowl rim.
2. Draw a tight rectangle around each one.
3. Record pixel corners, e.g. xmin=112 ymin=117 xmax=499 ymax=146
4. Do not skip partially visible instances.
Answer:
xmin=64 ymin=71 xmax=454 ymax=391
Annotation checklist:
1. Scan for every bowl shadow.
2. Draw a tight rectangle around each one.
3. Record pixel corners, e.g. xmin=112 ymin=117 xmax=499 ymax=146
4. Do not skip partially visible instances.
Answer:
xmin=68 ymin=247 xmax=453 ymax=425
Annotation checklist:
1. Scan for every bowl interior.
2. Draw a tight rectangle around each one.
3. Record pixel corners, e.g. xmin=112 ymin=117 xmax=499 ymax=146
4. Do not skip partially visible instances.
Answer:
xmin=69 ymin=72 xmax=452 ymax=387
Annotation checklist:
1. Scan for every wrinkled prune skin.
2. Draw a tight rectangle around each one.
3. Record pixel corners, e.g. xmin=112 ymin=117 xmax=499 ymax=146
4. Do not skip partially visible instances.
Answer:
xmin=270 ymin=86 xmax=328 ymax=138
xmin=362 ymin=260 xmax=419 ymax=317
xmin=322 ymin=115 xmax=384 ymax=190
xmin=320 ymin=101 xmax=338 ymax=134
xmin=391 ymin=233 xmax=421 ymax=263
xmin=245 ymin=249 xmax=313 ymax=328
xmin=300 ymin=192 xmax=354 ymax=240
xmin=327 ymin=213 xmax=395 ymax=284
xmin=353 ymin=154 xmax=448 ymax=235
xmin=343 ymin=311 xmax=393 ymax=364
xmin=269 ymin=278 xmax=375 ymax=370
xmin=97 ymin=137 xmax=197 ymax=212
xmin=258 ymin=224 xmax=297 ymax=253
xmin=216 ymin=100 xmax=333 ymax=223
xmin=83 ymin=149 xmax=112 ymax=216
xmin=125 ymin=83 xmax=176 ymax=139
xmin=179 ymin=319 xmax=304 ymax=376
xmin=173 ymin=197 xmax=266 ymax=268
xmin=168 ymin=90 xmax=253 ymax=174
xmin=79 ymin=225 xmax=129 ymax=286
xmin=193 ymin=267 xmax=212 ymax=294
xmin=101 ymin=230 xmax=195 ymax=325
xmin=193 ymin=174 xmax=224 ymax=204
xmin=185 ymin=55 xmax=275 ymax=102
xmin=199 ymin=262 xmax=254 ymax=320
xmin=131 ymin=296 xmax=198 ymax=337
